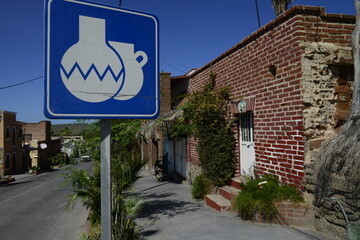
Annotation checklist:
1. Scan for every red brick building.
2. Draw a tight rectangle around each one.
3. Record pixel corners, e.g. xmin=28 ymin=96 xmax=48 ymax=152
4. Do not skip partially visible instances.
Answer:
xmin=183 ymin=5 xmax=355 ymax=187
xmin=138 ymin=5 xmax=356 ymax=236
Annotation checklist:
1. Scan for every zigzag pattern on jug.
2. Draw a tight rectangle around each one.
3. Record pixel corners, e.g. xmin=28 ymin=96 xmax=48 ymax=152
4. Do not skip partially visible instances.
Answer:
xmin=60 ymin=62 xmax=124 ymax=82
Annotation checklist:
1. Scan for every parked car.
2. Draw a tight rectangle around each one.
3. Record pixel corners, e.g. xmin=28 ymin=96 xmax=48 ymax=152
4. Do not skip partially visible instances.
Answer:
xmin=81 ymin=155 xmax=91 ymax=162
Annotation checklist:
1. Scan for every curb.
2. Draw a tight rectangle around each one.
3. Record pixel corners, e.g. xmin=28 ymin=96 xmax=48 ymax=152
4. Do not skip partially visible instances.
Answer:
xmin=0 ymin=178 xmax=15 ymax=185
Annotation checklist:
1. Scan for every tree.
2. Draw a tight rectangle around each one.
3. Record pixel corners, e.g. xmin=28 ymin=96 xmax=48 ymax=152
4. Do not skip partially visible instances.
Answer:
xmin=271 ymin=0 xmax=293 ymax=16
xmin=61 ymin=126 xmax=71 ymax=136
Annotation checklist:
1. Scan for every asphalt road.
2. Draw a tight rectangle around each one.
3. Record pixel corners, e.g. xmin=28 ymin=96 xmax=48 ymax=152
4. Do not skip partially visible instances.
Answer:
xmin=0 ymin=162 xmax=91 ymax=240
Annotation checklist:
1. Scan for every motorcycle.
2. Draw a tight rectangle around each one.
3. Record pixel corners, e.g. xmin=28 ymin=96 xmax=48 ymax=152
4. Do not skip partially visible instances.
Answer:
xmin=154 ymin=160 xmax=165 ymax=182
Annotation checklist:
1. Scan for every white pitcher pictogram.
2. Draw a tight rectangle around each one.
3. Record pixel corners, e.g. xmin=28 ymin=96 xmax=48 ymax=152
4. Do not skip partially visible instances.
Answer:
xmin=109 ymin=42 xmax=147 ymax=101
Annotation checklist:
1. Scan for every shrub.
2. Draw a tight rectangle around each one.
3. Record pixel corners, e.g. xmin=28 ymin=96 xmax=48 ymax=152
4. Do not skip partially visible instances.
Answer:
xmin=192 ymin=174 xmax=212 ymax=199
xmin=234 ymin=175 xmax=303 ymax=221
xmin=64 ymin=120 xmax=144 ymax=239
xmin=28 ymin=166 xmax=41 ymax=174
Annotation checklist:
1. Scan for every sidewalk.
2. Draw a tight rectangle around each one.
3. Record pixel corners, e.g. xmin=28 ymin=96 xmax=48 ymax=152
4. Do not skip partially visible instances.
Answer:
xmin=9 ymin=166 xmax=62 ymax=182
xmin=11 ymin=173 xmax=34 ymax=181
xmin=0 ymin=172 xmax=33 ymax=185
xmin=133 ymin=171 xmax=335 ymax=240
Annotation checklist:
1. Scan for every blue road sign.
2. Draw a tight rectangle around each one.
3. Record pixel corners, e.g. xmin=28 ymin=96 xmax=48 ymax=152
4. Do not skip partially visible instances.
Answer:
xmin=45 ymin=0 xmax=159 ymax=119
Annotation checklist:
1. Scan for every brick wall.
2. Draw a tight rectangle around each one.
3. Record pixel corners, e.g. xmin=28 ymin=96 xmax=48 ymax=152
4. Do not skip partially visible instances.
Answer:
xmin=275 ymin=201 xmax=315 ymax=227
xmin=160 ymin=72 xmax=171 ymax=115
xmin=252 ymin=201 xmax=315 ymax=227
xmin=24 ymin=121 xmax=51 ymax=142
xmin=187 ymin=137 xmax=199 ymax=166
xmin=185 ymin=6 xmax=355 ymax=187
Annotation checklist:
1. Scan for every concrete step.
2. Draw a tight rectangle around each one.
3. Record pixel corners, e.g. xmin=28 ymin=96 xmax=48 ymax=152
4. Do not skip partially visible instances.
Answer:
xmin=219 ymin=185 xmax=241 ymax=202
xmin=205 ymin=194 xmax=231 ymax=212
xmin=231 ymin=177 xmax=243 ymax=190
xmin=231 ymin=175 xmax=250 ymax=190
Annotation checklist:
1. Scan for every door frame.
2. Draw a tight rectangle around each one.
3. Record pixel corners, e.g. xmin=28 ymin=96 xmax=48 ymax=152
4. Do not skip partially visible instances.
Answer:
xmin=239 ymin=112 xmax=255 ymax=175
xmin=168 ymin=137 xmax=187 ymax=179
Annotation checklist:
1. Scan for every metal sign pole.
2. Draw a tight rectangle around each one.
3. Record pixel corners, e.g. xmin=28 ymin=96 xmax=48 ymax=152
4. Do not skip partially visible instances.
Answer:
xmin=101 ymin=119 xmax=111 ymax=240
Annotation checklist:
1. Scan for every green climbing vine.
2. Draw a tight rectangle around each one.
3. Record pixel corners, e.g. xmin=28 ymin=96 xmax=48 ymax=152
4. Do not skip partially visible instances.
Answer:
xmin=175 ymin=72 xmax=236 ymax=187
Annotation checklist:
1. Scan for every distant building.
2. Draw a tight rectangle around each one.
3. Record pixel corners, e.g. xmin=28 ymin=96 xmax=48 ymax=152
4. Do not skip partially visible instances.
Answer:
xmin=0 ymin=111 xmax=26 ymax=176
xmin=0 ymin=113 xmax=73 ymax=176
xmin=24 ymin=121 xmax=61 ymax=170
xmin=139 ymin=72 xmax=189 ymax=180
xmin=61 ymin=135 xmax=84 ymax=158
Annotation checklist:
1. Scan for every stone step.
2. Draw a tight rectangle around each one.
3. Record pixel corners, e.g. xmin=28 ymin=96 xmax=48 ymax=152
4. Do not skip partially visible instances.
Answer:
xmin=205 ymin=194 xmax=231 ymax=212
xmin=219 ymin=185 xmax=241 ymax=202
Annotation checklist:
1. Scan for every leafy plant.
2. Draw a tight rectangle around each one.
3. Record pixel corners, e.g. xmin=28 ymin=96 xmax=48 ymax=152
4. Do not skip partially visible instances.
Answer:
xmin=111 ymin=120 xmax=142 ymax=161
xmin=271 ymin=0 xmax=293 ymax=15
xmin=235 ymin=175 xmax=303 ymax=221
xmin=191 ymin=174 xmax=212 ymax=199
xmin=179 ymin=74 xmax=236 ymax=187
xmin=65 ymin=158 xmax=144 ymax=239
xmin=82 ymin=120 xmax=142 ymax=163
xmin=64 ymin=164 xmax=101 ymax=225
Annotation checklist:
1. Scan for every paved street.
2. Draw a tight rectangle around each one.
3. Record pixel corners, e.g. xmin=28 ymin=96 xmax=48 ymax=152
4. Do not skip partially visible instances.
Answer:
xmin=133 ymin=171 xmax=334 ymax=240
xmin=0 ymin=163 xmax=90 ymax=240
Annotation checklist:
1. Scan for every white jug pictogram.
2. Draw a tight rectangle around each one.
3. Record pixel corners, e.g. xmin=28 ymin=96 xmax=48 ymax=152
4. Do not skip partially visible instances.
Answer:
xmin=60 ymin=15 xmax=148 ymax=103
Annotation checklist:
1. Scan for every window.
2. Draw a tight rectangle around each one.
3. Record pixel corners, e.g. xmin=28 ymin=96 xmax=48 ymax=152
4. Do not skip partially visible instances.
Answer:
xmin=12 ymin=127 xmax=16 ymax=145
xmin=18 ymin=128 xmax=23 ymax=138
xmin=5 ymin=126 xmax=10 ymax=139
xmin=25 ymin=134 xmax=32 ymax=142
xmin=239 ymin=112 xmax=254 ymax=142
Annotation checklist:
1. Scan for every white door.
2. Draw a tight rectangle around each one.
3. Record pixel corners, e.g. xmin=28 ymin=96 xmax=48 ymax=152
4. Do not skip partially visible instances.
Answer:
xmin=239 ymin=112 xmax=255 ymax=175
xmin=174 ymin=138 xmax=187 ymax=178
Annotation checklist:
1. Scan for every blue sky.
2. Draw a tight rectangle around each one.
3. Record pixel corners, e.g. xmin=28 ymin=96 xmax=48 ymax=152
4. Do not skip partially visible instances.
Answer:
xmin=0 ymin=0 xmax=356 ymax=124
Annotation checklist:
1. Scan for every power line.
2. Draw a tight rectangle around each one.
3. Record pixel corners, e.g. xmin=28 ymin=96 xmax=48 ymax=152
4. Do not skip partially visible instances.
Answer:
xmin=0 ymin=62 xmax=42 ymax=79
xmin=160 ymin=57 xmax=193 ymax=69
xmin=0 ymin=76 xmax=43 ymax=90
xmin=160 ymin=60 xmax=187 ymax=74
